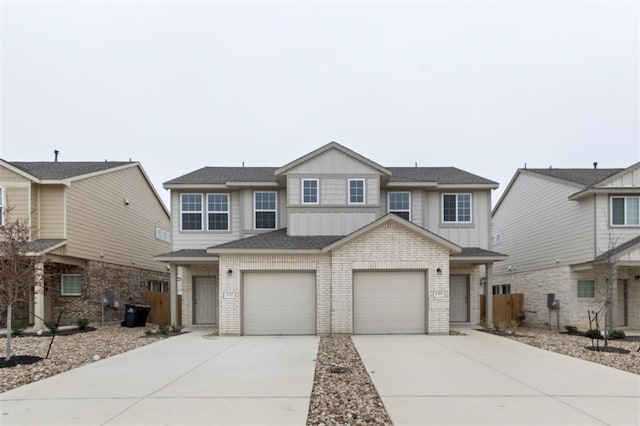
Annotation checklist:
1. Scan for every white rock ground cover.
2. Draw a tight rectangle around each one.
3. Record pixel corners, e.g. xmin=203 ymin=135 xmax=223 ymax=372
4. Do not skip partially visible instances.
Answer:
xmin=1 ymin=325 xmax=638 ymax=424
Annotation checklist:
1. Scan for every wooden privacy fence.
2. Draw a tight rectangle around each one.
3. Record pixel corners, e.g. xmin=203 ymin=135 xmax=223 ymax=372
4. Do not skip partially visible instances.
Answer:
xmin=480 ymin=293 xmax=524 ymax=325
xmin=145 ymin=291 xmax=182 ymax=326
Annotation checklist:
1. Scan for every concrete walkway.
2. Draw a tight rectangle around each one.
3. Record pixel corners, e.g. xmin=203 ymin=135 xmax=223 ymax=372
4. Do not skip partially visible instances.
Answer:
xmin=353 ymin=330 xmax=640 ymax=426
xmin=0 ymin=330 xmax=319 ymax=425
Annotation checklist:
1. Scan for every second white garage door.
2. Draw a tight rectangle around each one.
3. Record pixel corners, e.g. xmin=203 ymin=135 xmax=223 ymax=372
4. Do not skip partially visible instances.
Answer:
xmin=353 ymin=271 xmax=426 ymax=334
xmin=243 ymin=272 xmax=316 ymax=335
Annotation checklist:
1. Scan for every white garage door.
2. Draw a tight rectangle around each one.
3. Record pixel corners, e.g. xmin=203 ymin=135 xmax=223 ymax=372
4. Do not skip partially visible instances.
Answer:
xmin=243 ymin=272 xmax=316 ymax=335
xmin=353 ymin=271 xmax=426 ymax=334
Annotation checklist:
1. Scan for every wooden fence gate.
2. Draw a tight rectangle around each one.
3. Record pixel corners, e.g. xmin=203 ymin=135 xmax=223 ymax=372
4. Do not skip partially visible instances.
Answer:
xmin=480 ymin=293 xmax=524 ymax=325
xmin=145 ymin=291 xmax=182 ymax=327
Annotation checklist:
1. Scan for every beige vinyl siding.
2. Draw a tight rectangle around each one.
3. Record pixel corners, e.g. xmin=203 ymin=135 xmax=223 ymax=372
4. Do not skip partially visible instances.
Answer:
xmin=492 ymin=172 xmax=594 ymax=275
xmin=65 ymin=165 xmax=170 ymax=272
xmin=288 ymin=209 xmax=378 ymax=236
xmin=31 ymin=184 xmax=39 ymax=237
xmin=286 ymin=148 xmax=382 ymax=175
xmin=288 ymin=175 xmax=379 ymax=207
xmin=594 ymin=193 xmax=639 ymax=256
xmin=171 ymin=190 xmax=241 ymax=251
xmin=423 ymin=190 xmax=491 ymax=248
xmin=0 ymin=166 xmax=31 ymax=182
xmin=5 ymin=187 xmax=30 ymax=222
xmin=38 ymin=185 xmax=65 ymax=239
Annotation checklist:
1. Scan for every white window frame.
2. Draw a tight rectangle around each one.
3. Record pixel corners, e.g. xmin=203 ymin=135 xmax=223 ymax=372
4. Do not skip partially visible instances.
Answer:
xmin=442 ymin=193 xmax=472 ymax=223
xmin=254 ymin=191 xmax=277 ymax=230
xmin=388 ymin=191 xmax=411 ymax=221
xmin=155 ymin=227 xmax=171 ymax=242
xmin=492 ymin=232 xmax=502 ymax=246
xmin=577 ymin=279 xmax=596 ymax=299
xmin=610 ymin=196 xmax=640 ymax=227
xmin=180 ymin=193 xmax=203 ymax=231
xmin=61 ymin=274 xmax=82 ymax=296
xmin=207 ymin=193 xmax=230 ymax=231
xmin=302 ymin=179 xmax=319 ymax=205
xmin=348 ymin=179 xmax=366 ymax=205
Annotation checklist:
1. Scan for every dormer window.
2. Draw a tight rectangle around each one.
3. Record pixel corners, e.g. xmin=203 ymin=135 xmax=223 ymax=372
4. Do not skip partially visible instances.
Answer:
xmin=302 ymin=179 xmax=319 ymax=204
xmin=611 ymin=196 xmax=640 ymax=226
xmin=255 ymin=191 xmax=277 ymax=229
xmin=348 ymin=179 xmax=365 ymax=204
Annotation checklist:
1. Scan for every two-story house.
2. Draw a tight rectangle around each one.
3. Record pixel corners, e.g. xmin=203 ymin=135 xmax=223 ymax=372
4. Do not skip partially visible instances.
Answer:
xmin=0 ymin=159 xmax=171 ymax=328
xmin=156 ymin=142 xmax=505 ymax=335
xmin=492 ymin=163 xmax=640 ymax=330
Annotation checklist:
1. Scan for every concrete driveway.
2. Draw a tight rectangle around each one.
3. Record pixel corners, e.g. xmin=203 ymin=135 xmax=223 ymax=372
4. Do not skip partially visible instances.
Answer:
xmin=353 ymin=330 xmax=640 ymax=426
xmin=0 ymin=330 xmax=319 ymax=425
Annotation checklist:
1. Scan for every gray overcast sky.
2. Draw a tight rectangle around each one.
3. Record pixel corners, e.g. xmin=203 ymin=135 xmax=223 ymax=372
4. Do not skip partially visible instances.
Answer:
xmin=1 ymin=0 xmax=638 ymax=208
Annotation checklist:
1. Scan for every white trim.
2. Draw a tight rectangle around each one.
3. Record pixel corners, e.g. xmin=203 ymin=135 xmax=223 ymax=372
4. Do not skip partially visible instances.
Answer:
xmin=301 ymin=179 xmax=319 ymax=205
xmin=61 ymin=274 xmax=82 ymax=296
xmin=180 ymin=193 xmax=204 ymax=231
xmin=254 ymin=191 xmax=278 ymax=230
xmin=610 ymin=195 xmax=640 ymax=227
xmin=442 ymin=193 xmax=473 ymax=223
xmin=348 ymin=179 xmax=366 ymax=205
xmin=206 ymin=193 xmax=230 ymax=231
xmin=387 ymin=191 xmax=411 ymax=221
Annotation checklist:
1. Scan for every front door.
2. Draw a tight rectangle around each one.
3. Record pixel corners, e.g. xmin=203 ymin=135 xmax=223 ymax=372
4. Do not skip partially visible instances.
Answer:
xmin=194 ymin=277 xmax=217 ymax=324
xmin=450 ymin=275 xmax=469 ymax=322
xmin=616 ymin=279 xmax=628 ymax=327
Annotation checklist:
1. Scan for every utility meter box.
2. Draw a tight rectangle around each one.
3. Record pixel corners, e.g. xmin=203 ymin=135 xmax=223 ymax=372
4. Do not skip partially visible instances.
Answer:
xmin=547 ymin=293 xmax=556 ymax=309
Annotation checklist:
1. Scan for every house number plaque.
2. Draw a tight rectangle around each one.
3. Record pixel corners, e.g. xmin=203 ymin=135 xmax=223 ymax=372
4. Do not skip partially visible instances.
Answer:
xmin=223 ymin=292 xmax=236 ymax=299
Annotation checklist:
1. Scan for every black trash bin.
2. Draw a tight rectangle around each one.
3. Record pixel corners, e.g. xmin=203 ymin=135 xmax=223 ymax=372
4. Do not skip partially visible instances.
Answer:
xmin=121 ymin=304 xmax=151 ymax=327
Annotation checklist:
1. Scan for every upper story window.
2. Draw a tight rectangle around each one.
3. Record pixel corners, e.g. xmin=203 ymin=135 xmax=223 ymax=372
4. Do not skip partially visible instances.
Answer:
xmin=611 ymin=196 xmax=639 ymax=226
xmin=180 ymin=193 xmax=203 ymax=231
xmin=155 ymin=227 xmax=171 ymax=242
xmin=255 ymin=191 xmax=277 ymax=229
xmin=207 ymin=193 xmax=229 ymax=231
xmin=348 ymin=179 xmax=365 ymax=204
xmin=442 ymin=193 xmax=472 ymax=223
xmin=492 ymin=232 xmax=502 ymax=246
xmin=302 ymin=179 xmax=319 ymax=204
xmin=388 ymin=192 xmax=411 ymax=221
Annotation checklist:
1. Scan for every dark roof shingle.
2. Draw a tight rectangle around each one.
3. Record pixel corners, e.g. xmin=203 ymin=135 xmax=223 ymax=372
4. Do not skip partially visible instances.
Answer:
xmin=165 ymin=167 xmax=278 ymax=185
xmin=389 ymin=167 xmax=497 ymax=185
xmin=7 ymin=161 xmax=132 ymax=180
xmin=526 ymin=168 xmax=622 ymax=187
xmin=210 ymin=228 xmax=342 ymax=250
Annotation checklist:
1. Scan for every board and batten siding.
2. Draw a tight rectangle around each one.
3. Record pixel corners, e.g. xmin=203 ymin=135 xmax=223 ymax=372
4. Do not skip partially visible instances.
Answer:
xmin=594 ymin=193 xmax=640 ymax=256
xmin=64 ymin=166 xmax=170 ymax=272
xmin=286 ymin=147 xmax=383 ymax=175
xmin=38 ymin=185 xmax=66 ymax=239
xmin=170 ymin=190 xmax=241 ymax=251
xmin=423 ymin=190 xmax=491 ymax=249
xmin=288 ymin=210 xmax=378 ymax=236
xmin=492 ymin=172 xmax=594 ymax=275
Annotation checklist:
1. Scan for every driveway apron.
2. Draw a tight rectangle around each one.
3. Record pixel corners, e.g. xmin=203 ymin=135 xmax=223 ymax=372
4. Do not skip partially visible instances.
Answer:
xmin=0 ymin=330 xmax=319 ymax=425
xmin=353 ymin=330 xmax=640 ymax=426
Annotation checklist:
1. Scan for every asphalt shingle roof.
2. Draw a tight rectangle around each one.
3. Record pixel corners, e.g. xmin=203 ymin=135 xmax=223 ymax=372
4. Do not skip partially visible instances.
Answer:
xmin=7 ymin=161 xmax=132 ymax=180
xmin=452 ymin=247 xmax=507 ymax=258
xmin=526 ymin=168 xmax=623 ymax=187
xmin=155 ymin=249 xmax=216 ymax=258
xmin=210 ymin=228 xmax=343 ymax=250
xmin=165 ymin=166 xmax=496 ymax=186
xmin=23 ymin=239 xmax=66 ymax=253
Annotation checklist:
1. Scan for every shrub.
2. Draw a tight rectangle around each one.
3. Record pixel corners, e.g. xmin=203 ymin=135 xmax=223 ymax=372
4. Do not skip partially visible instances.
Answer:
xmin=144 ymin=328 xmax=153 ymax=336
xmin=609 ymin=329 xmax=626 ymax=340
xmin=584 ymin=328 xmax=601 ymax=339
xmin=564 ymin=325 xmax=578 ymax=334
xmin=170 ymin=324 xmax=182 ymax=333
xmin=44 ymin=320 xmax=58 ymax=334
xmin=158 ymin=324 xmax=170 ymax=335
xmin=77 ymin=318 xmax=89 ymax=330
xmin=11 ymin=319 xmax=28 ymax=335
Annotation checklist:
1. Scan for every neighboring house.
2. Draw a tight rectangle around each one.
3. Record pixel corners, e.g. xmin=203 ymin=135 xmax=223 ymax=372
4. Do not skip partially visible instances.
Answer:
xmin=156 ymin=142 xmax=505 ymax=335
xmin=492 ymin=164 xmax=640 ymax=330
xmin=0 ymin=159 xmax=171 ymax=328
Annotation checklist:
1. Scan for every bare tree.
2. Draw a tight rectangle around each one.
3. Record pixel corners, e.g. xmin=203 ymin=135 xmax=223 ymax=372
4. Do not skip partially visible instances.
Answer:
xmin=0 ymin=217 xmax=43 ymax=361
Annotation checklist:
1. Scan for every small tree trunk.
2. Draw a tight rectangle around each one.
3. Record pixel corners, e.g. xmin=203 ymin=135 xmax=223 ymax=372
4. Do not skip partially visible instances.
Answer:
xmin=5 ymin=304 xmax=12 ymax=361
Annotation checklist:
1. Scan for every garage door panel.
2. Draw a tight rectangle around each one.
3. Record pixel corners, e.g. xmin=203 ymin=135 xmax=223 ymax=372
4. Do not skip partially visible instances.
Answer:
xmin=354 ymin=271 xmax=426 ymax=334
xmin=243 ymin=272 xmax=315 ymax=335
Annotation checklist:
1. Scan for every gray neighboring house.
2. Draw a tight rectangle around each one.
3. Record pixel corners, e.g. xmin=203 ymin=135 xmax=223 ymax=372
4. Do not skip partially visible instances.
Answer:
xmin=156 ymin=142 xmax=506 ymax=335
xmin=0 ymin=159 xmax=171 ymax=328
xmin=492 ymin=163 xmax=640 ymax=330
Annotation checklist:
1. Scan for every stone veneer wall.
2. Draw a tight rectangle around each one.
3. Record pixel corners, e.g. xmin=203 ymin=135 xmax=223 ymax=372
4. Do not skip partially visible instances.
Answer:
xmin=218 ymin=254 xmax=331 ymax=336
xmin=493 ymin=265 xmax=640 ymax=330
xmin=47 ymin=260 xmax=169 ymax=326
xmin=331 ymin=221 xmax=451 ymax=334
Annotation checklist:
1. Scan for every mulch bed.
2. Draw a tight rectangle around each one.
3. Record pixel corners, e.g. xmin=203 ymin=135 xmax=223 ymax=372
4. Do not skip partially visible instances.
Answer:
xmin=0 ymin=355 xmax=43 ymax=369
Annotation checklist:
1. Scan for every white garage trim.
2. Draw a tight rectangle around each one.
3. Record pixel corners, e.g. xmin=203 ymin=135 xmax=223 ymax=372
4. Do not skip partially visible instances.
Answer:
xmin=353 ymin=271 xmax=427 ymax=334
xmin=242 ymin=271 xmax=316 ymax=335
